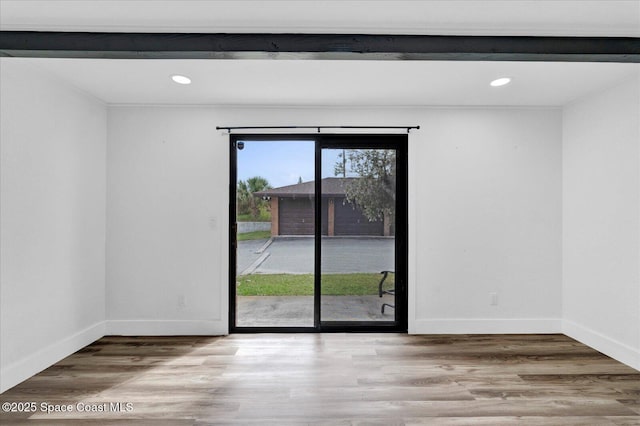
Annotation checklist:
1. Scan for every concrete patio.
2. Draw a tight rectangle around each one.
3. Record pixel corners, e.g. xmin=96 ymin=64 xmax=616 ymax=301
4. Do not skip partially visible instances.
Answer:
xmin=236 ymin=295 xmax=396 ymax=327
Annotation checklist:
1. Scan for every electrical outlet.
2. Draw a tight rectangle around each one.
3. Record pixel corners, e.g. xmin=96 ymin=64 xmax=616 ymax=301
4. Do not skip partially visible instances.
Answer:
xmin=490 ymin=292 xmax=498 ymax=306
xmin=178 ymin=295 xmax=187 ymax=309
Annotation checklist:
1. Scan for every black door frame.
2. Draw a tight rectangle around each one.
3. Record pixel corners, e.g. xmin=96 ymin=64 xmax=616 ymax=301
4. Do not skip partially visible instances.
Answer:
xmin=229 ymin=134 xmax=408 ymax=333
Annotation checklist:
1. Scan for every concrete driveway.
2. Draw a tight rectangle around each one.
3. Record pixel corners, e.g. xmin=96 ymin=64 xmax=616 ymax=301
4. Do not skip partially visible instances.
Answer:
xmin=235 ymin=237 xmax=397 ymax=327
xmin=237 ymin=237 xmax=395 ymax=275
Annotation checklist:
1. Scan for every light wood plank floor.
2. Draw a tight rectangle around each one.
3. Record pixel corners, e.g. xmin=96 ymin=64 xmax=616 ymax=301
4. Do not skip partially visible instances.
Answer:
xmin=1 ymin=334 xmax=639 ymax=425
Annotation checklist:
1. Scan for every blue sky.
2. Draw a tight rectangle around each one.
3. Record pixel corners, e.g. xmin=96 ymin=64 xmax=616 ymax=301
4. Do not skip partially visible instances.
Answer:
xmin=236 ymin=140 xmax=343 ymax=188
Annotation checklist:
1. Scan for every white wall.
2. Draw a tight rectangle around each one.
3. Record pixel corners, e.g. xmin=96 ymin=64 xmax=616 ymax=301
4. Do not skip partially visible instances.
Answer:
xmin=563 ymin=74 xmax=640 ymax=370
xmin=106 ymin=106 xmax=563 ymax=335
xmin=0 ymin=60 xmax=107 ymax=392
xmin=413 ymin=108 xmax=563 ymax=333
xmin=106 ymin=107 xmax=228 ymax=334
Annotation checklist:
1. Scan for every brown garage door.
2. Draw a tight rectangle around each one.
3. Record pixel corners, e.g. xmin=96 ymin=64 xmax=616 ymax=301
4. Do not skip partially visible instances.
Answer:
xmin=278 ymin=198 xmax=315 ymax=235
xmin=279 ymin=198 xmax=315 ymax=235
xmin=334 ymin=198 xmax=384 ymax=236
xmin=278 ymin=198 xmax=329 ymax=235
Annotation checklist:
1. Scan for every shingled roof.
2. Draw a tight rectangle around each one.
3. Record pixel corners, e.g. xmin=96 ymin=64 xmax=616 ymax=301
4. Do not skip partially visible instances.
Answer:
xmin=254 ymin=177 xmax=357 ymax=197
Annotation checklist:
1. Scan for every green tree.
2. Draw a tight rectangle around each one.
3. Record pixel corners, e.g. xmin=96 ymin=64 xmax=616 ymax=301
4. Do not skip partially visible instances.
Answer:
xmin=334 ymin=149 xmax=396 ymax=222
xmin=237 ymin=176 xmax=271 ymax=219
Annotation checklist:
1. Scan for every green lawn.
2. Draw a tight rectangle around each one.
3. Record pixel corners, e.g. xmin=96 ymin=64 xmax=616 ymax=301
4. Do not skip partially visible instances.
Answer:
xmin=237 ymin=230 xmax=272 ymax=241
xmin=237 ymin=273 xmax=394 ymax=296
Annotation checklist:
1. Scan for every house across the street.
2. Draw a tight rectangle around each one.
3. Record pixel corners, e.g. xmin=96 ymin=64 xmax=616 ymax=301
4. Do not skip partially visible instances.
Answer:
xmin=255 ymin=177 xmax=392 ymax=237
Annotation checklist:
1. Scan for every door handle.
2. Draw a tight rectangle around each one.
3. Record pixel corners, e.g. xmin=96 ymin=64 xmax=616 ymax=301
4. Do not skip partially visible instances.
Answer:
xmin=232 ymin=223 xmax=237 ymax=249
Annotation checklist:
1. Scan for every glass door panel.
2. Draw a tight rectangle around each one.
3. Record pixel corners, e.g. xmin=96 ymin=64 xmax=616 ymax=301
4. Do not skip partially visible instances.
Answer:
xmin=234 ymin=139 xmax=315 ymax=327
xmin=320 ymin=147 xmax=397 ymax=323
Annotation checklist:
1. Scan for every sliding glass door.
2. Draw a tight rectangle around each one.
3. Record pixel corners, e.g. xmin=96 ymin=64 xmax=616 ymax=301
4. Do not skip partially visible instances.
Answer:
xmin=319 ymin=138 xmax=403 ymax=329
xmin=230 ymin=134 xmax=407 ymax=332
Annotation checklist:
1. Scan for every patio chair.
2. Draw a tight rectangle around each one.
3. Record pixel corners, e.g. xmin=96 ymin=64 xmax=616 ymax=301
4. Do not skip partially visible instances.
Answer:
xmin=378 ymin=270 xmax=395 ymax=314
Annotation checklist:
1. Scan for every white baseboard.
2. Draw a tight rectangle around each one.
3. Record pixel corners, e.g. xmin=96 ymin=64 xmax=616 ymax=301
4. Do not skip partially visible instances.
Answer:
xmin=409 ymin=318 xmax=562 ymax=334
xmin=106 ymin=319 xmax=228 ymax=336
xmin=563 ymin=319 xmax=640 ymax=371
xmin=0 ymin=321 xmax=105 ymax=393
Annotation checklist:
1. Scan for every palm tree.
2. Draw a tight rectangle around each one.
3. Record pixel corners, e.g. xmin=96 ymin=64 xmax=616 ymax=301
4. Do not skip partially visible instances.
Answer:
xmin=237 ymin=176 xmax=271 ymax=219
xmin=246 ymin=176 xmax=271 ymax=194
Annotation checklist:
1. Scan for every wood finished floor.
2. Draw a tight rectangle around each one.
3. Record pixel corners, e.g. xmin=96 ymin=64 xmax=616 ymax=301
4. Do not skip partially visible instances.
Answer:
xmin=1 ymin=334 xmax=639 ymax=425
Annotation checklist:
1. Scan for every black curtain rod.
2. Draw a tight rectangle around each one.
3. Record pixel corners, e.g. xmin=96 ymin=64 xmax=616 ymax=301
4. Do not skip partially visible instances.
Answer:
xmin=216 ymin=125 xmax=420 ymax=134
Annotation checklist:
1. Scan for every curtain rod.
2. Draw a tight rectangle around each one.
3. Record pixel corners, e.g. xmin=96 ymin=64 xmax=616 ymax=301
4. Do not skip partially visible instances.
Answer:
xmin=216 ymin=125 xmax=420 ymax=134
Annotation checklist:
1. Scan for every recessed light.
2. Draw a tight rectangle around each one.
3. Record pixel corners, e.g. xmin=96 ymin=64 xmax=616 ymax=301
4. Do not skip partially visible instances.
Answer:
xmin=171 ymin=75 xmax=192 ymax=85
xmin=490 ymin=77 xmax=511 ymax=87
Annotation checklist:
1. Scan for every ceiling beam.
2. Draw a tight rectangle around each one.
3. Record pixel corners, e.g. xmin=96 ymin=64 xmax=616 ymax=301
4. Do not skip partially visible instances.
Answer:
xmin=0 ymin=32 xmax=638 ymax=62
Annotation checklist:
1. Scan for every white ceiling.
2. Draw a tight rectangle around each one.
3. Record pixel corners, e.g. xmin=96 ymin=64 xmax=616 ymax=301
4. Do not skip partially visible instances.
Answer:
xmin=1 ymin=0 xmax=639 ymax=37
xmin=8 ymin=58 xmax=638 ymax=107
xmin=2 ymin=1 xmax=638 ymax=107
